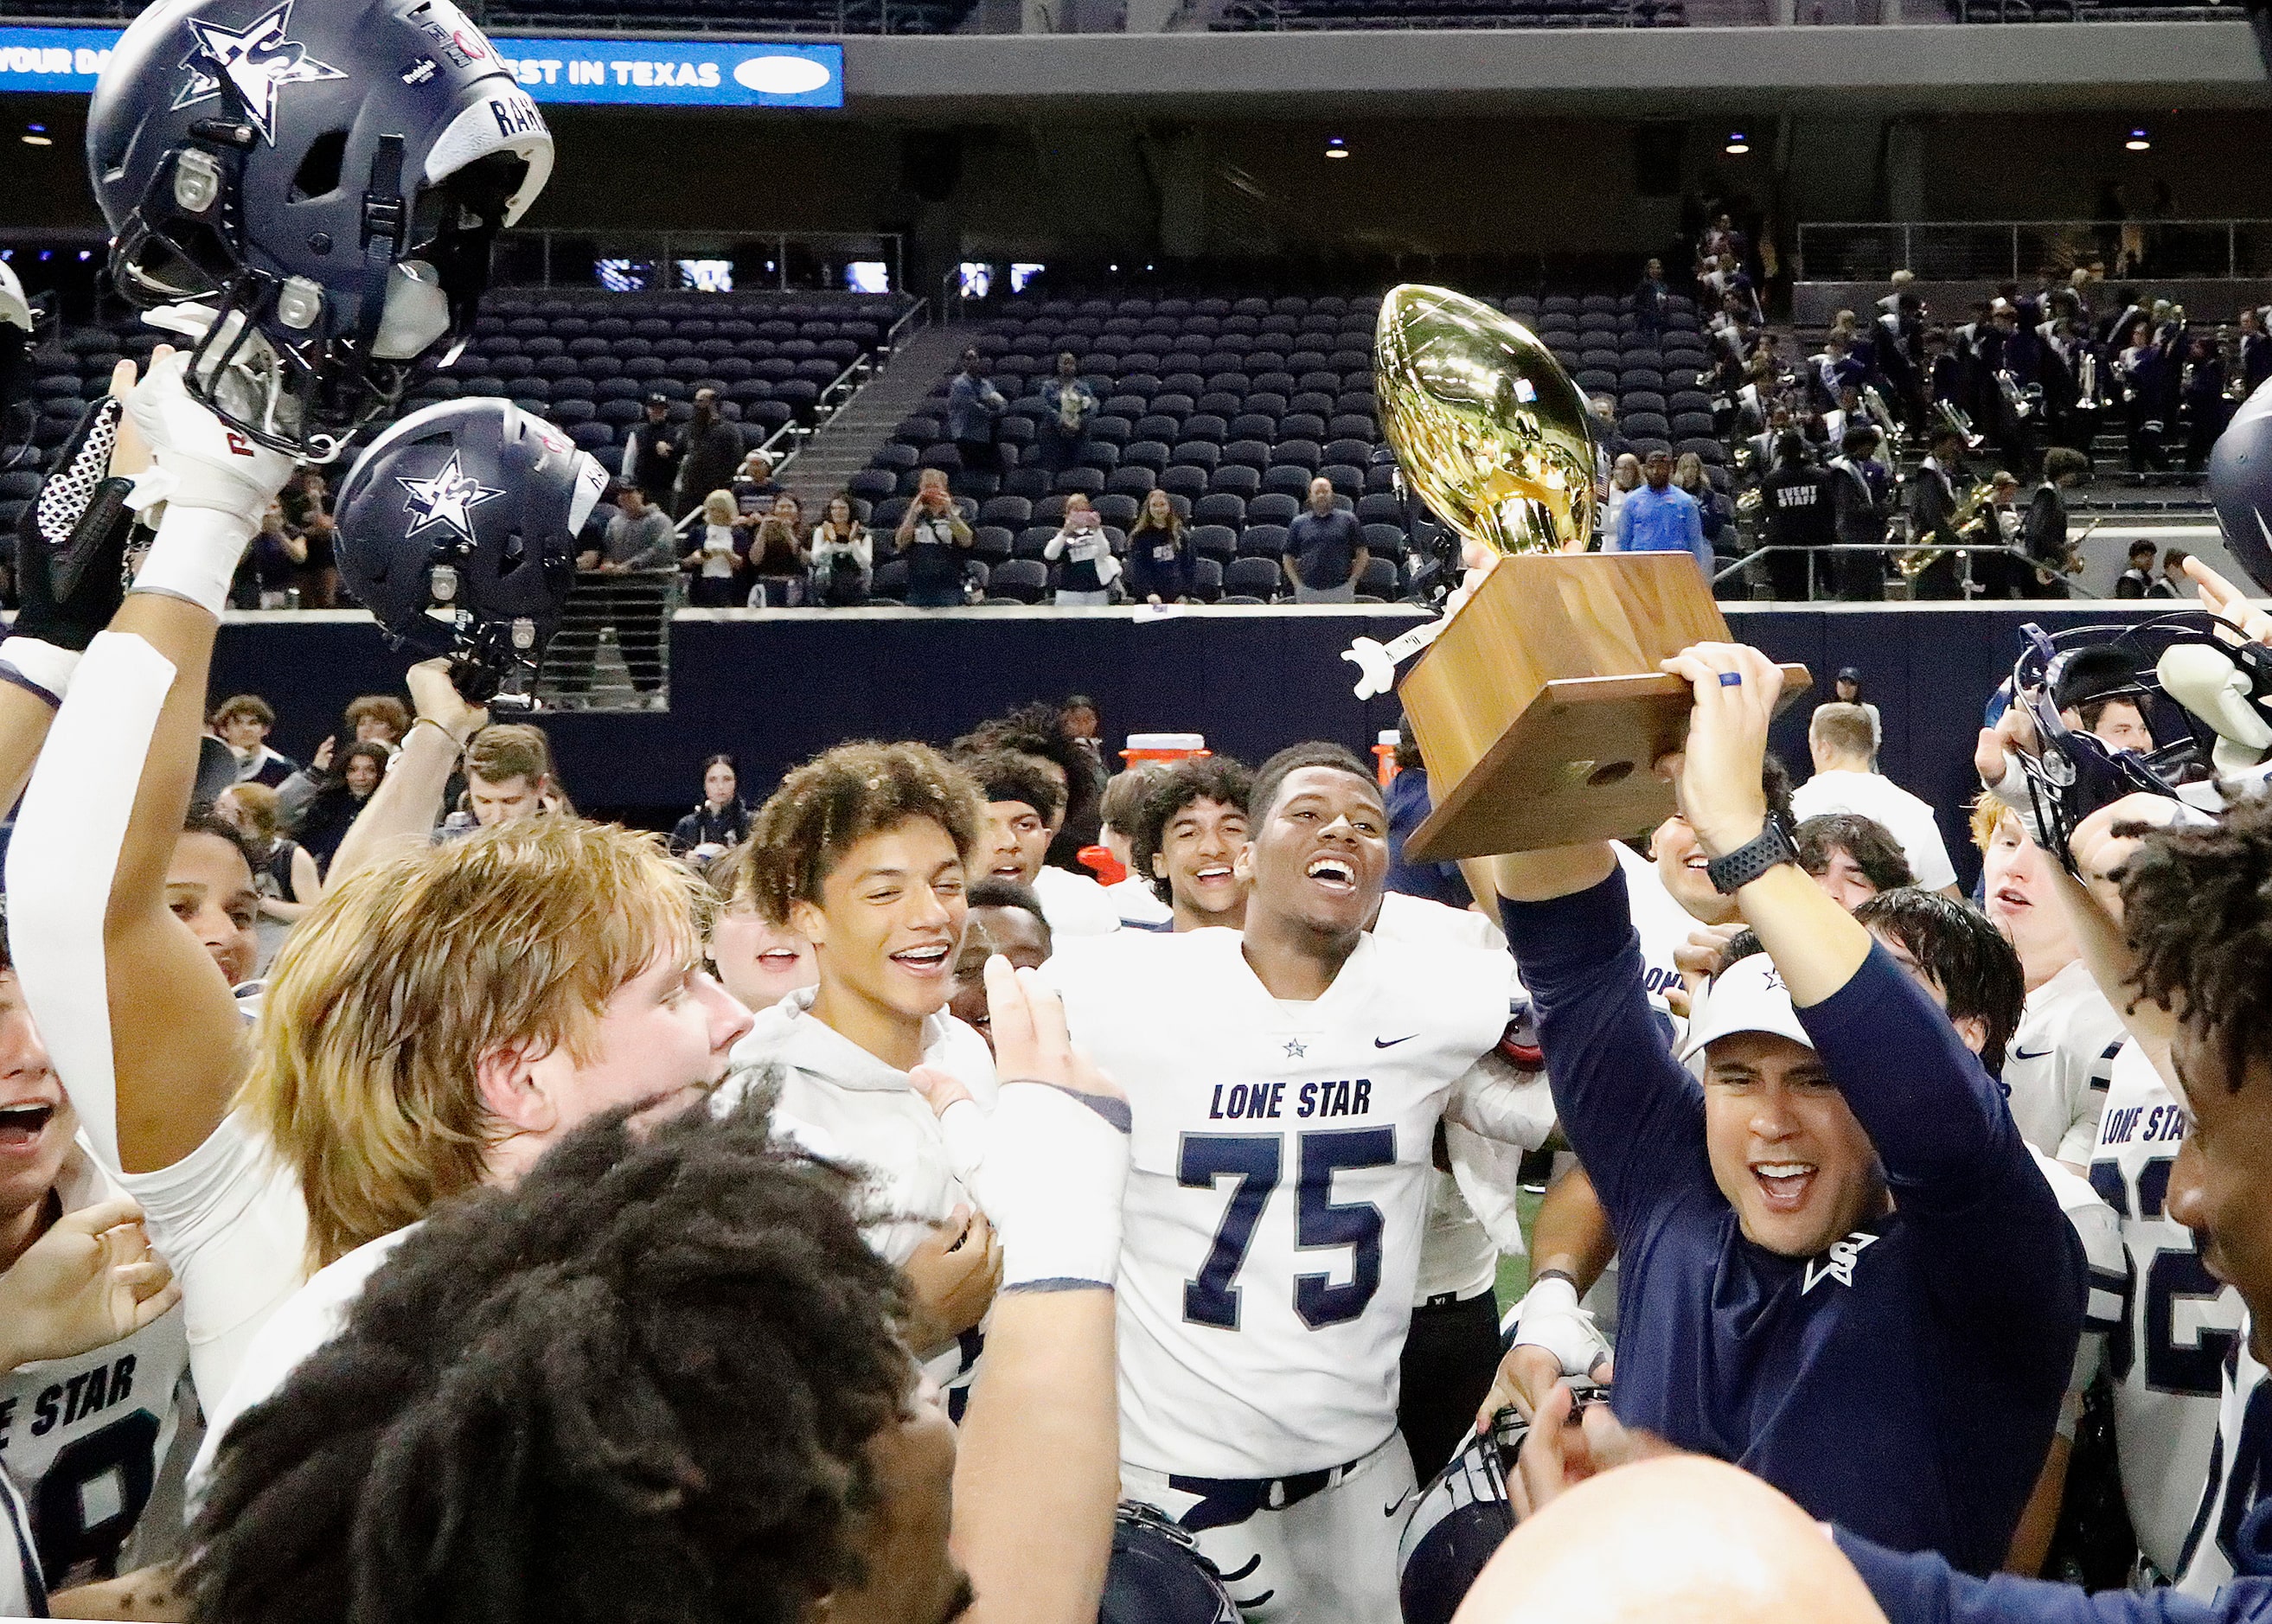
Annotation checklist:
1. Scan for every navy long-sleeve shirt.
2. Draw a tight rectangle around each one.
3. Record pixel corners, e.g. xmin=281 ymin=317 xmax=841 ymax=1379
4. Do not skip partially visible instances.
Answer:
xmin=1503 ymin=866 xmax=2087 ymax=1575
xmin=1836 ymin=1505 xmax=2272 ymax=1623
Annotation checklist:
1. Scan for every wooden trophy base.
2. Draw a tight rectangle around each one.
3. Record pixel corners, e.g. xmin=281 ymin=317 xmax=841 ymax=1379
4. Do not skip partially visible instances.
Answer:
xmin=1402 ymin=552 xmax=1811 ymax=861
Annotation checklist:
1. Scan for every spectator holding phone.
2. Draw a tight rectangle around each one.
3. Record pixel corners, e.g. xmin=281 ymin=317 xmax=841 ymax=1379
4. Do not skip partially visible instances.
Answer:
xmin=808 ymin=493 xmax=873 ymax=608
xmin=1124 ymin=489 xmax=1193 ymax=604
xmin=682 ymin=489 xmax=750 ymax=608
xmin=895 ymin=467 xmax=974 ymax=608
xmin=1037 ymin=351 xmax=1098 ymax=474
xmin=1043 ymin=493 xmax=1118 ymax=607
xmin=746 ymin=494 xmax=810 ymax=608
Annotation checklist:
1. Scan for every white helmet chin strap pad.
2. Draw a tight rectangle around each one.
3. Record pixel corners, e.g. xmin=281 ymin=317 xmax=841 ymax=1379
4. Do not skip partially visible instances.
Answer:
xmin=372 ymin=260 xmax=451 ymax=361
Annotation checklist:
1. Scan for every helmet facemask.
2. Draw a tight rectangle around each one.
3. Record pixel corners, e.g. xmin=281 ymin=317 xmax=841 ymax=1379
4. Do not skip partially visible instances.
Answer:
xmin=2007 ymin=617 xmax=2233 ymax=875
xmin=106 ymin=119 xmax=535 ymax=463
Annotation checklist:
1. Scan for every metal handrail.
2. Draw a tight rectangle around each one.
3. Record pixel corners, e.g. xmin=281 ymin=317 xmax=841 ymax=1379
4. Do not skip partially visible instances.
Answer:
xmin=886 ymin=296 xmax=933 ymax=351
xmin=1709 ymin=540 xmax=2070 ymax=594
xmin=1795 ymin=218 xmax=2272 ymax=283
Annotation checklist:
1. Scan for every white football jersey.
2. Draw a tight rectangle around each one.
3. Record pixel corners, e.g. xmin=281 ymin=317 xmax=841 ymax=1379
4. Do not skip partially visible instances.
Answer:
xmin=2029 ymin=1149 xmax=2126 ymax=1430
xmin=1048 ymin=927 xmax=1514 ymax=1478
xmin=1032 ymin=865 xmax=1123 ymax=937
xmin=1611 ymin=841 xmax=1693 ymax=1011
xmin=2088 ymin=1039 xmax=2244 ymax=1576
xmin=720 ymin=988 xmax=999 ymax=1268
xmin=2003 ymin=960 xmax=2124 ymax=1167
xmin=2174 ymin=1323 xmax=2269 ymax=1597
xmin=0 ymin=1149 xmax=189 ymax=1591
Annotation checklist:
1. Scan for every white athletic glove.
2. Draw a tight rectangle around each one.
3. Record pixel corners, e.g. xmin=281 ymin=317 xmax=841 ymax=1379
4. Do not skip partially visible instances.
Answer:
xmin=121 ymin=337 xmax=296 ymax=615
xmin=912 ymin=958 xmax=1130 ymax=1291
xmin=1510 ymin=1275 xmax=1613 ymax=1379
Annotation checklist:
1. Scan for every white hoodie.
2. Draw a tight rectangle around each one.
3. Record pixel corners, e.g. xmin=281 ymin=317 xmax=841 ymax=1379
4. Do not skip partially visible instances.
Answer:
xmin=717 ymin=987 xmax=999 ymax=1268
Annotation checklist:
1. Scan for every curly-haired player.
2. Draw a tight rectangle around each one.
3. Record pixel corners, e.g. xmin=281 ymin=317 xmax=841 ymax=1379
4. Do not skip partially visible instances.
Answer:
xmin=724 ymin=742 xmax=1004 ymax=1387
xmin=1128 ymin=756 xmax=1253 ymax=933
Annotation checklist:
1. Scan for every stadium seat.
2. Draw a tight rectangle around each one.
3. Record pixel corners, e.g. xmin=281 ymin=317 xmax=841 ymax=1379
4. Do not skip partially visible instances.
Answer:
xmin=1225 ymin=557 xmax=1283 ymax=600
xmin=1238 ymin=523 xmax=1290 ymax=560
xmin=988 ymin=559 xmax=1049 ymax=604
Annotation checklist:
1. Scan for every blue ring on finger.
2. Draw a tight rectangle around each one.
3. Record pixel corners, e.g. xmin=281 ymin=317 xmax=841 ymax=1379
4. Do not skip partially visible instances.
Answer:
xmin=1718 ymin=672 xmax=1744 ymax=687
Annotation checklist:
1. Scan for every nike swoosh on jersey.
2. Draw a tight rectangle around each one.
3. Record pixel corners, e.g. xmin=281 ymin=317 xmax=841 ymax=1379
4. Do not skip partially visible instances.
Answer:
xmin=2013 ymin=1045 xmax=2054 ymax=1060
xmin=1375 ymin=1034 xmax=1417 ymax=1048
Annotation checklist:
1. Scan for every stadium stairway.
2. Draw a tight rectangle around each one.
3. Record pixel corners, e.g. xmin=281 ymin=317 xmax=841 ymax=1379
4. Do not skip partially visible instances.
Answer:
xmin=783 ymin=321 xmax=972 ymax=511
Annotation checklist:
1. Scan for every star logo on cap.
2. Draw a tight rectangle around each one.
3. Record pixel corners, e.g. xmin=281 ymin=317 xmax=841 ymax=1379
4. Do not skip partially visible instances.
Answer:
xmin=398 ymin=451 xmax=503 ymax=543
xmin=173 ymin=0 xmax=347 ymax=146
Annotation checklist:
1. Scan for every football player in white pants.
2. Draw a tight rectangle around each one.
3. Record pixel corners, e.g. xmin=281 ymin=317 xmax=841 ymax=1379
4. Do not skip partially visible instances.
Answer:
xmin=1046 ymin=743 xmax=1552 ymax=1624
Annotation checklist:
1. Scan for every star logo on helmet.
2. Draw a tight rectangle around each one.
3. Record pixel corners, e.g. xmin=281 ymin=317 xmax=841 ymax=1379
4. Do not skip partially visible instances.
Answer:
xmin=398 ymin=452 xmax=504 ymax=543
xmin=173 ymin=0 xmax=347 ymax=146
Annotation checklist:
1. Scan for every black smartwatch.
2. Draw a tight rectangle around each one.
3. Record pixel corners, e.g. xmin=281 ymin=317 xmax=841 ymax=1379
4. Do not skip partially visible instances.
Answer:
xmin=1705 ymin=815 xmax=1799 ymax=896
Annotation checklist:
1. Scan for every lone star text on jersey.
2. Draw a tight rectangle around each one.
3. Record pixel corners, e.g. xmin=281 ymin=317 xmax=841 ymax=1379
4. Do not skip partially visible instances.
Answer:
xmin=0 ymin=1355 xmax=141 ymax=1448
xmin=1208 ymin=1077 xmax=1375 ymax=1120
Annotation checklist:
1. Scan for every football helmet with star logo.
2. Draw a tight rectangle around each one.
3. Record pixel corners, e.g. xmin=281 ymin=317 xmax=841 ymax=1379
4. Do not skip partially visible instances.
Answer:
xmin=87 ymin=0 xmax=552 ymax=460
xmin=335 ymin=399 xmax=603 ymax=704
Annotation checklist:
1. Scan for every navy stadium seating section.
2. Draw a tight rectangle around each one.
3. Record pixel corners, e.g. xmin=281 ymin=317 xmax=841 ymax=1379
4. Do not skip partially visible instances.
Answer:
xmin=0 ymin=291 xmax=913 ymax=541
xmin=854 ymin=287 xmax=1718 ymax=604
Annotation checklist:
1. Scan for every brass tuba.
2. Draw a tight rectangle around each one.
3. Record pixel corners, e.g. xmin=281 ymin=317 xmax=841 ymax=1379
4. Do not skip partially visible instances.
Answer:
xmin=1898 ymin=478 xmax=1989 ymax=582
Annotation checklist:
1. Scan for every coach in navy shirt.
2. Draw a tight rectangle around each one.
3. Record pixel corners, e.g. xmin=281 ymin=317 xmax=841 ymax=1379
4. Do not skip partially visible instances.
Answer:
xmin=1491 ymin=640 xmax=2085 ymax=1576
xmin=1282 ymin=476 xmax=1369 ymax=603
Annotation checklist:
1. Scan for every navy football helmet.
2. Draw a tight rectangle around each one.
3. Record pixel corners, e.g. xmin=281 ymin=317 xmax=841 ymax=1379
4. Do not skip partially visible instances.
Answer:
xmin=88 ymin=0 xmax=552 ymax=459
xmin=1398 ymin=1410 xmax=1526 ymax=1624
xmin=2210 ymin=374 xmax=2272 ymax=593
xmin=334 ymin=400 xmax=602 ymax=707
xmin=1100 ymin=1503 xmax=1239 ymax=1624
xmin=2005 ymin=616 xmax=2272 ymax=873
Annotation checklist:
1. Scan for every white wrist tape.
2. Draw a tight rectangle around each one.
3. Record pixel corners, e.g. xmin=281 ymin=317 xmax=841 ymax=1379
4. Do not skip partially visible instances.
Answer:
xmin=0 ymin=637 xmax=82 ymax=706
xmin=130 ymin=503 xmax=253 ymax=617
xmin=1512 ymin=1275 xmax=1612 ymax=1377
xmin=942 ymin=1082 xmax=1130 ymax=1290
xmin=1985 ymin=757 xmax=2045 ymax=847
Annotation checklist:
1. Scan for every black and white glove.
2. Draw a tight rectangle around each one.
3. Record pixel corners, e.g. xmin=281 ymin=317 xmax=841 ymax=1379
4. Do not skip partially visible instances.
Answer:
xmin=2 ymin=394 xmax=138 ymax=704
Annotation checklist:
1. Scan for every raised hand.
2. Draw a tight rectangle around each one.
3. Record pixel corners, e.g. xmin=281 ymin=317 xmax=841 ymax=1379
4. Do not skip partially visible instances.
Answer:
xmin=405 ymin=655 xmax=489 ymax=750
xmin=1654 ymin=643 xmax=1786 ymax=860
xmin=123 ymin=344 xmax=296 ymax=530
xmin=2184 ymin=553 xmax=2272 ymax=645
xmin=0 ymin=1198 xmax=181 ymax=1369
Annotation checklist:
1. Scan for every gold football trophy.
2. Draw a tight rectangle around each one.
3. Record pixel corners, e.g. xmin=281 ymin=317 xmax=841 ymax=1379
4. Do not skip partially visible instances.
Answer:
xmin=1363 ymin=285 xmax=1809 ymax=859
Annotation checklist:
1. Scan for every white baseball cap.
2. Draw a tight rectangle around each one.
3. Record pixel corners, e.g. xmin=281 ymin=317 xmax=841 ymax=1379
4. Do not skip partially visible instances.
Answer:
xmin=1680 ymin=951 xmax=1816 ymax=1063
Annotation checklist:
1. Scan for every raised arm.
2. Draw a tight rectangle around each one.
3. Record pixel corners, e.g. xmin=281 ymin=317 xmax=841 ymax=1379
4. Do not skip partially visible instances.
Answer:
xmin=1657 ymin=645 xmax=1872 ymax=1006
xmin=1666 ymin=643 xmax=2081 ymax=1322
xmin=912 ymin=959 xmax=1125 ymax=1624
xmin=8 ymin=348 xmax=293 ymax=1173
xmin=2048 ymin=793 xmax=2189 ymax=1087
xmin=323 ymin=661 xmax=486 ymax=891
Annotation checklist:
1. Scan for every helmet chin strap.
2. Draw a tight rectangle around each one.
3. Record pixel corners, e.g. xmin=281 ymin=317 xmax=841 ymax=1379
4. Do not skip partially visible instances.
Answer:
xmin=353 ymin=135 xmax=407 ymax=376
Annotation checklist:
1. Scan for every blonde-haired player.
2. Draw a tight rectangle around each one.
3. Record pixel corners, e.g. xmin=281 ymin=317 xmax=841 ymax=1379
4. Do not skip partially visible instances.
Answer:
xmin=3 ymin=355 xmax=749 ymax=1433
